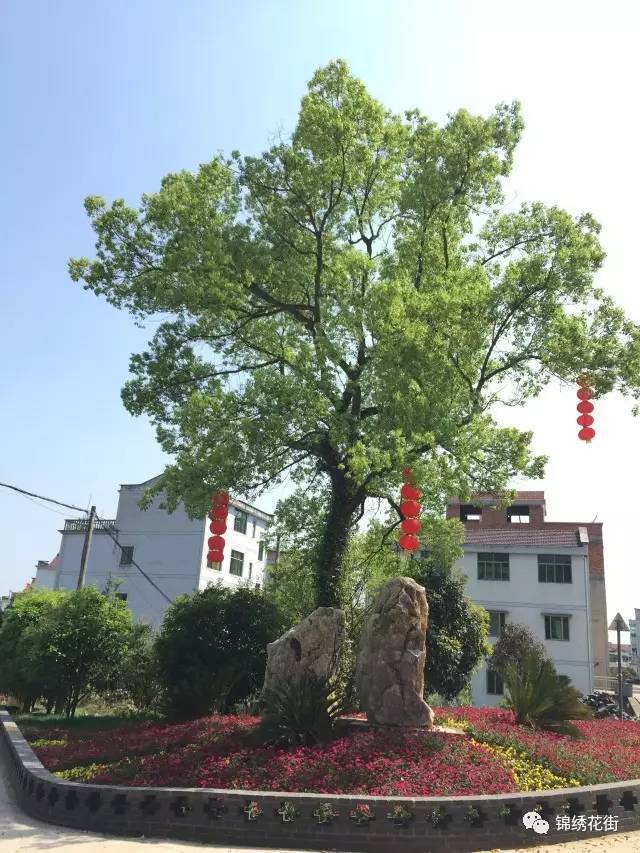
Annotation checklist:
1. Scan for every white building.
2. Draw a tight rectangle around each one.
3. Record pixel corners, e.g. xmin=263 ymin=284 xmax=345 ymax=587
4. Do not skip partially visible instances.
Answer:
xmin=33 ymin=555 xmax=59 ymax=590
xmin=52 ymin=476 xmax=273 ymax=629
xmin=448 ymin=492 xmax=607 ymax=706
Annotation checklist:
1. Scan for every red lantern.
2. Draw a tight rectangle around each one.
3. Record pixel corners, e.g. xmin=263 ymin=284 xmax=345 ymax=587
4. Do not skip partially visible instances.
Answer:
xmin=209 ymin=518 xmax=226 ymax=534
xmin=578 ymin=427 xmax=595 ymax=442
xmin=577 ymin=388 xmax=592 ymax=401
xmin=400 ymin=484 xmax=421 ymax=500
xmin=207 ymin=549 xmax=224 ymax=564
xmin=400 ymin=500 xmax=420 ymax=518
xmin=577 ymin=414 xmax=594 ymax=427
xmin=211 ymin=491 xmax=229 ymax=507
xmin=208 ymin=535 xmax=225 ymax=550
xmin=401 ymin=517 xmax=421 ymax=535
xmin=210 ymin=506 xmax=227 ymax=521
xmin=577 ymin=400 xmax=594 ymax=414
xmin=402 ymin=467 xmax=414 ymax=482
xmin=399 ymin=534 xmax=420 ymax=551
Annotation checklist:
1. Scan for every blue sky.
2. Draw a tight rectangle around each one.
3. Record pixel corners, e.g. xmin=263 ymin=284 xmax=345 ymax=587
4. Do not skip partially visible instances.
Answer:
xmin=3 ymin=1 xmax=640 ymax=627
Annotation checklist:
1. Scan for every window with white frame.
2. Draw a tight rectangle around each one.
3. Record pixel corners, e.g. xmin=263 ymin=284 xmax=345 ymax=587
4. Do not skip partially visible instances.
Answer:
xmin=234 ymin=511 xmax=248 ymax=534
xmin=258 ymin=540 xmax=265 ymax=561
xmin=478 ymin=553 xmax=510 ymax=581
xmin=544 ymin=614 xmax=570 ymax=641
xmin=488 ymin=610 xmax=507 ymax=637
xmin=229 ymin=549 xmax=244 ymax=576
xmin=538 ymin=554 xmax=572 ymax=584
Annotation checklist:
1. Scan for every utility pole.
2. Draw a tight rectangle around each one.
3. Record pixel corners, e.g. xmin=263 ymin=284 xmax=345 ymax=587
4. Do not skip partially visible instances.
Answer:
xmin=77 ymin=505 xmax=96 ymax=590
xmin=609 ymin=612 xmax=630 ymax=721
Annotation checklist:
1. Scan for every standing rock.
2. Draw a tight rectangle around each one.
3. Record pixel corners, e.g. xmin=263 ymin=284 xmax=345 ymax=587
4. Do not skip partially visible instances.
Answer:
xmin=356 ymin=576 xmax=434 ymax=727
xmin=263 ymin=607 xmax=346 ymax=694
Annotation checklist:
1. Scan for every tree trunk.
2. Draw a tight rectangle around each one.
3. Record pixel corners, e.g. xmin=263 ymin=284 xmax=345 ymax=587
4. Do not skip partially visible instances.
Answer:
xmin=316 ymin=476 xmax=359 ymax=607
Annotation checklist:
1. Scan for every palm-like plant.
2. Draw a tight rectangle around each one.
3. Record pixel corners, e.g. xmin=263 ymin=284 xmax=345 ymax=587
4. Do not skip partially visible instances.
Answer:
xmin=503 ymin=652 xmax=591 ymax=736
xmin=259 ymin=675 xmax=344 ymax=746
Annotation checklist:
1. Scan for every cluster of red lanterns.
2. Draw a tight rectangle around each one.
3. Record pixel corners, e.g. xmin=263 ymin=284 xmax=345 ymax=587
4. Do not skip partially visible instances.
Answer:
xmin=399 ymin=467 xmax=421 ymax=553
xmin=207 ymin=491 xmax=229 ymax=565
xmin=576 ymin=377 xmax=596 ymax=443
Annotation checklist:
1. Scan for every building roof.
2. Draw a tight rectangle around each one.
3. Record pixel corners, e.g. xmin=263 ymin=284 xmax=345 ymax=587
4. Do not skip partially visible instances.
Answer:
xmin=609 ymin=642 xmax=632 ymax=653
xmin=464 ymin=528 xmax=579 ymax=547
xmin=449 ymin=490 xmax=546 ymax=505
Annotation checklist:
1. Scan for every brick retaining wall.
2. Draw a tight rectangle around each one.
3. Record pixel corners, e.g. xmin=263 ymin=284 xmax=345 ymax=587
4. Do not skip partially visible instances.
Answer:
xmin=2 ymin=710 xmax=640 ymax=851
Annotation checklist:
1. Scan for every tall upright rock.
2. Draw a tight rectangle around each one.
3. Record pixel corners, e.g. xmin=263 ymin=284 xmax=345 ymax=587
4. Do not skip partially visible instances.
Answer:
xmin=263 ymin=607 xmax=345 ymax=694
xmin=356 ymin=576 xmax=434 ymax=727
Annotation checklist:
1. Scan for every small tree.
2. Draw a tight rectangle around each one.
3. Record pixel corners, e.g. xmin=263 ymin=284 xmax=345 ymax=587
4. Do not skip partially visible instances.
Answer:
xmin=0 ymin=589 xmax=64 ymax=711
xmin=155 ymin=585 xmax=283 ymax=720
xmin=488 ymin=623 xmax=547 ymax=678
xmin=37 ymin=587 xmax=141 ymax=718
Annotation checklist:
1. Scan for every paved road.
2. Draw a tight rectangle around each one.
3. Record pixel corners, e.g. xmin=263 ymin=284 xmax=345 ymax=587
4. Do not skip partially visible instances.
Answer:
xmin=2 ymin=757 xmax=639 ymax=853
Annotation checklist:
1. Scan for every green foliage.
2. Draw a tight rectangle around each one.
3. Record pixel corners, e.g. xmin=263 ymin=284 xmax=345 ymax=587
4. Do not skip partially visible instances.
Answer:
xmin=71 ymin=60 xmax=640 ymax=604
xmin=503 ymin=652 xmax=592 ymax=736
xmin=0 ymin=587 xmax=143 ymax=717
xmin=260 ymin=675 xmax=344 ymax=746
xmin=155 ymin=584 xmax=283 ymax=719
xmin=488 ymin=623 xmax=548 ymax=677
xmin=0 ymin=589 xmax=66 ymax=710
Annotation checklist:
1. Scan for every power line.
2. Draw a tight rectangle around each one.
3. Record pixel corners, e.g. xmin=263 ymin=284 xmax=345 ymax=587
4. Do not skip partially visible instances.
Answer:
xmin=0 ymin=479 xmax=173 ymax=605
xmin=0 ymin=481 xmax=88 ymax=514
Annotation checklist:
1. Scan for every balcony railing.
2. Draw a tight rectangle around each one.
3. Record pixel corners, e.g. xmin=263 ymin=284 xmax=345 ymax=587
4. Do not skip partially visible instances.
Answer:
xmin=592 ymin=675 xmax=618 ymax=692
xmin=63 ymin=518 xmax=117 ymax=533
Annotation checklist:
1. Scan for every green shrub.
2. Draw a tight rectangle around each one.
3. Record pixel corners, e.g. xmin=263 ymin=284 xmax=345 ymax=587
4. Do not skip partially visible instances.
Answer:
xmin=155 ymin=584 xmax=283 ymax=719
xmin=260 ymin=674 xmax=344 ymax=746
xmin=503 ymin=651 xmax=591 ymax=736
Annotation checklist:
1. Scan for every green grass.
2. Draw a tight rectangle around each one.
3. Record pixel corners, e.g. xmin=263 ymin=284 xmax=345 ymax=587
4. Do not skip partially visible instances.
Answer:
xmin=14 ymin=711 xmax=159 ymax=732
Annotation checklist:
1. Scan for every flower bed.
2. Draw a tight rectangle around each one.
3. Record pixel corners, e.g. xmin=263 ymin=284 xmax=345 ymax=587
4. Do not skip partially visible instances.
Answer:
xmin=23 ymin=708 xmax=640 ymax=797
xmin=442 ymin=707 xmax=640 ymax=786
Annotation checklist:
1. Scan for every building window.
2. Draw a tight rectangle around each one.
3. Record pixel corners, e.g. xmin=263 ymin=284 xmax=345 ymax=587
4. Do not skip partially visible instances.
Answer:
xmin=234 ymin=511 xmax=248 ymax=535
xmin=258 ymin=540 xmax=265 ymax=561
xmin=115 ymin=592 xmax=128 ymax=602
xmin=248 ymin=562 xmax=253 ymax=580
xmin=487 ymin=669 xmax=504 ymax=695
xmin=488 ymin=610 xmax=507 ymax=637
xmin=507 ymin=505 xmax=530 ymax=524
xmin=252 ymin=519 xmax=257 ymax=538
xmin=120 ymin=546 xmax=134 ymax=566
xmin=478 ymin=553 xmax=510 ymax=581
xmin=545 ymin=614 xmax=570 ymax=641
xmin=229 ymin=549 xmax=244 ymax=576
xmin=538 ymin=554 xmax=572 ymax=584
xmin=460 ymin=504 xmax=482 ymax=522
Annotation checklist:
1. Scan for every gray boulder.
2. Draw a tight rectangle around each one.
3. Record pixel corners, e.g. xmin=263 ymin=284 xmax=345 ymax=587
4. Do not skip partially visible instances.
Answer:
xmin=263 ymin=607 xmax=345 ymax=694
xmin=356 ymin=576 xmax=434 ymax=727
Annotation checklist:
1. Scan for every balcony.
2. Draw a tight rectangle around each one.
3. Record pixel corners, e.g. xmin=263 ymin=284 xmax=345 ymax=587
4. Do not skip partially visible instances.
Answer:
xmin=63 ymin=518 xmax=117 ymax=533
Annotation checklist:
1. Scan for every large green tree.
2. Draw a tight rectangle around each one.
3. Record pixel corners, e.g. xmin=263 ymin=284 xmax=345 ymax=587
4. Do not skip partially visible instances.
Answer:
xmin=71 ymin=61 xmax=640 ymax=606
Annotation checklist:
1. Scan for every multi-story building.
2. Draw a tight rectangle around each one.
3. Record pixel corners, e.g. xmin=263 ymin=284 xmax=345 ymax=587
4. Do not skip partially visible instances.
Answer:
xmin=52 ymin=476 xmax=273 ymax=629
xmin=447 ymin=491 xmax=608 ymax=706
xmin=608 ymin=642 xmax=633 ymax=669
xmin=628 ymin=609 xmax=640 ymax=672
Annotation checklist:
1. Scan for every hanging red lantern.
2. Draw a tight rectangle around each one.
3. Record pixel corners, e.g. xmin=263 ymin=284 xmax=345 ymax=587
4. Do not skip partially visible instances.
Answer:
xmin=207 ymin=549 xmax=224 ymax=564
xmin=400 ymin=499 xmax=420 ymax=518
xmin=208 ymin=535 xmax=225 ymax=550
xmin=577 ymin=414 xmax=594 ymax=427
xmin=577 ymin=387 xmax=592 ymax=401
xmin=210 ymin=506 xmax=228 ymax=521
xmin=211 ymin=491 xmax=229 ymax=507
xmin=577 ymin=400 xmax=594 ymax=414
xmin=399 ymin=534 xmax=420 ymax=551
xmin=209 ymin=518 xmax=227 ymax=534
xmin=402 ymin=467 xmax=414 ymax=482
xmin=401 ymin=517 xmax=421 ymax=535
xmin=400 ymin=484 xmax=421 ymax=500
xmin=576 ymin=379 xmax=596 ymax=443
xmin=578 ymin=427 xmax=596 ymax=442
